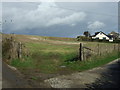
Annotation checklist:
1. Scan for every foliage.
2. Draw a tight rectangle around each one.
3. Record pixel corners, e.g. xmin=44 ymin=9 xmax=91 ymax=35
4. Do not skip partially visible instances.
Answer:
xmin=108 ymin=31 xmax=120 ymax=40
xmin=2 ymin=38 xmax=13 ymax=60
xmin=83 ymin=31 xmax=91 ymax=37
xmin=77 ymin=36 xmax=92 ymax=41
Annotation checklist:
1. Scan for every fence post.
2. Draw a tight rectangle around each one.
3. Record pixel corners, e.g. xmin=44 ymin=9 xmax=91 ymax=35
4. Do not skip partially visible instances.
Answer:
xmin=83 ymin=45 xmax=85 ymax=61
xmin=17 ymin=42 xmax=22 ymax=59
xmin=106 ymin=45 xmax=108 ymax=53
xmin=114 ymin=44 xmax=115 ymax=51
xmin=79 ymin=43 xmax=83 ymax=61
xmin=97 ymin=44 xmax=100 ymax=55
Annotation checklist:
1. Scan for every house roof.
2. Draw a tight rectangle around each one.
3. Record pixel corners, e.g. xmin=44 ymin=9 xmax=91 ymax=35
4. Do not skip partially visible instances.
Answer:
xmin=91 ymin=31 xmax=103 ymax=37
xmin=92 ymin=31 xmax=113 ymax=38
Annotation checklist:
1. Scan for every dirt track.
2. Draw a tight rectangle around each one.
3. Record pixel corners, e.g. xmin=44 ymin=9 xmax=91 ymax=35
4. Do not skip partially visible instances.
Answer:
xmin=2 ymin=61 xmax=31 ymax=88
xmin=45 ymin=59 xmax=120 ymax=88
xmin=2 ymin=58 xmax=120 ymax=88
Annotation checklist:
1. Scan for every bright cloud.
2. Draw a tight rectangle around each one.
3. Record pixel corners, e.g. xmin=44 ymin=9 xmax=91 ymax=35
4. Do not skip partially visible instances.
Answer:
xmin=87 ymin=21 xmax=105 ymax=30
xmin=46 ymin=12 xmax=86 ymax=26
xmin=3 ymin=1 xmax=86 ymax=31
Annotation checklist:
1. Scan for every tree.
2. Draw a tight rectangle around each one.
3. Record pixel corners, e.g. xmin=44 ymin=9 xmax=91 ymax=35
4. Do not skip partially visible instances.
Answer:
xmin=109 ymin=31 xmax=120 ymax=40
xmin=83 ymin=31 xmax=91 ymax=37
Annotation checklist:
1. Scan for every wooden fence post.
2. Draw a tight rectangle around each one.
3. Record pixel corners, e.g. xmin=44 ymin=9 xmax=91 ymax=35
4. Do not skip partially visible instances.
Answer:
xmin=97 ymin=44 xmax=100 ymax=55
xmin=17 ymin=42 xmax=22 ymax=59
xmin=83 ymin=45 xmax=85 ymax=61
xmin=114 ymin=44 xmax=115 ymax=51
xmin=100 ymin=44 xmax=101 ymax=56
xmin=79 ymin=43 xmax=83 ymax=61
xmin=106 ymin=45 xmax=108 ymax=53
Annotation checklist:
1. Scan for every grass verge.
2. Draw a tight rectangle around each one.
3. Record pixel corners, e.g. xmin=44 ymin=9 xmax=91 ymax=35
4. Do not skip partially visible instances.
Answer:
xmin=63 ymin=51 xmax=120 ymax=72
xmin=10 ymin=51 xmax=120 ymax=74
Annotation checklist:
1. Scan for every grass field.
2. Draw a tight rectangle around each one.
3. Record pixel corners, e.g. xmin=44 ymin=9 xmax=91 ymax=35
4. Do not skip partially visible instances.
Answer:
xmin=2 ymin=34 xmax=120 ymax=81
xmin=10 ymin=35 xmax=80 ymax=74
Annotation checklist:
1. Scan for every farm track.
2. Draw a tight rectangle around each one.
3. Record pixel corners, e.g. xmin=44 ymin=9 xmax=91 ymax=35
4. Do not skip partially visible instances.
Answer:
xmin=45 ymin=59 xmax=120 ymax=88
xmin=2 ymin=61 xmax=31 ymax=88
xmin=1 ymin=58 xmax=120 ymax=88
xmin=2 ymin=60 xmax=51 ymax=88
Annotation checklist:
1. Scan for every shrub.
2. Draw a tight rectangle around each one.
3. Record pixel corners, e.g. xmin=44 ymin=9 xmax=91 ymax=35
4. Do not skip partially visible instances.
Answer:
xmin=77 ymin=36 xmax=92 ymax=41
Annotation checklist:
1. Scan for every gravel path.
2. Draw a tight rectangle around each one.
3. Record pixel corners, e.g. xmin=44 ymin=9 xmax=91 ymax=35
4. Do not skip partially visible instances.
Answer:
xmin=45 ymin=59 xmax=120 ymax=88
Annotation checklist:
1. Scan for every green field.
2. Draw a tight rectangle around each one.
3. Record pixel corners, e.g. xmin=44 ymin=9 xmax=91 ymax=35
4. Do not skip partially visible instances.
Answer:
xmin=2 ymin=34 xmax=120 ymax=80
xmin=9 ymin=34 xmax=80 ymax=74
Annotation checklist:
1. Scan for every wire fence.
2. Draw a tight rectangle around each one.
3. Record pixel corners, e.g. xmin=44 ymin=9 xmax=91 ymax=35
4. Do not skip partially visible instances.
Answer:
xmin=79 ymin=43 xmax=119 ymax=61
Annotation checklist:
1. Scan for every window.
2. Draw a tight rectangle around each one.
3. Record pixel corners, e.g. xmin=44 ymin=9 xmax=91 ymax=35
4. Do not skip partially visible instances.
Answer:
xmin=103 ymin=37 xmax=106 ymax=40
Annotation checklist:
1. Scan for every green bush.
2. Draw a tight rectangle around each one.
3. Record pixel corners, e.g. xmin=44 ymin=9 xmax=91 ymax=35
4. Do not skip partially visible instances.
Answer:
xmin=77 ymin=36 xmax=92 ymax=41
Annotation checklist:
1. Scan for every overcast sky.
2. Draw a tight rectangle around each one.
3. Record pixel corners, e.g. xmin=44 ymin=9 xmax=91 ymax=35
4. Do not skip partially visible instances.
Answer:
xmin=2 ymin=1 xmax=118 ymax=37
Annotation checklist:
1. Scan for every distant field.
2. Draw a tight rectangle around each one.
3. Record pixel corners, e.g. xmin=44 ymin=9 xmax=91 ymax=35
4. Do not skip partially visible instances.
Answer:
xmin=2 ymin=34 xmax=120 ymax=81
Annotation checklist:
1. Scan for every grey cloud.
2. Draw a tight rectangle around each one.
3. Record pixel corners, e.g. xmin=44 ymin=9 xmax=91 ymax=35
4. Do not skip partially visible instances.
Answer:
xmin=3 ymin=1 xmax=87 ymax=32
xmin=2 ymin=2 xmax=118 ymax=37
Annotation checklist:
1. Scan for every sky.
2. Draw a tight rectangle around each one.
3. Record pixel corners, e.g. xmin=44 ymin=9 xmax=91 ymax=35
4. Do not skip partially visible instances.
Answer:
xmin=2 ymin=1 xmax=118 ymax=38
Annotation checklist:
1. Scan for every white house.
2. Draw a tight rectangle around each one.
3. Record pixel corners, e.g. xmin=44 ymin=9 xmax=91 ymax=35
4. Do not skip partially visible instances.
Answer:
xmin=92 ymin=31 xmax=114 ymax=42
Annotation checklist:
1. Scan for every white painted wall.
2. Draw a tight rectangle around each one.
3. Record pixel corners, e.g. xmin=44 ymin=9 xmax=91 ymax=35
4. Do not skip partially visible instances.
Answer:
xmin=109 ymin=39 xmax=113 ymax=42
